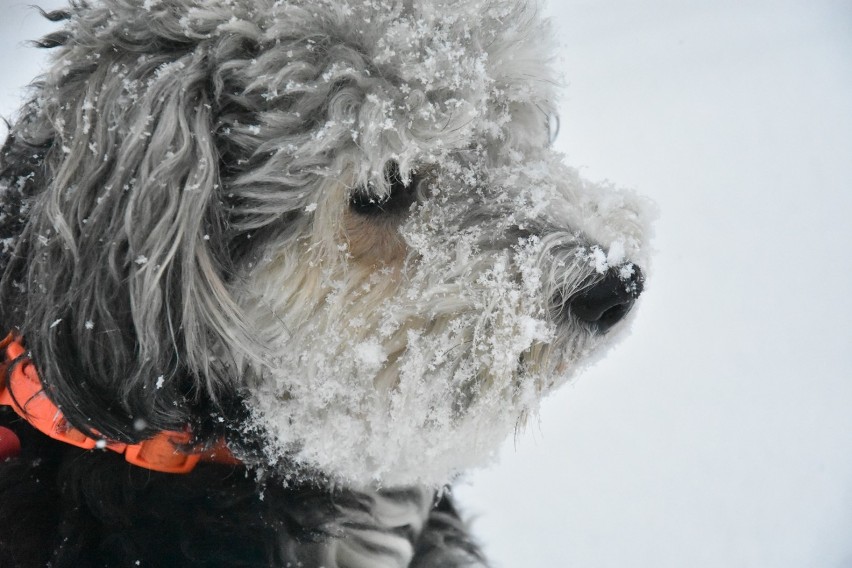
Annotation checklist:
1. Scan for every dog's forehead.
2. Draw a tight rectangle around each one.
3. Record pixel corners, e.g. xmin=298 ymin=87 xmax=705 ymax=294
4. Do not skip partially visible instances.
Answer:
xmin=180 ymin=0 xmax=556 ymax=162
xmin=54 ymin=1 xmax=556 ymax=192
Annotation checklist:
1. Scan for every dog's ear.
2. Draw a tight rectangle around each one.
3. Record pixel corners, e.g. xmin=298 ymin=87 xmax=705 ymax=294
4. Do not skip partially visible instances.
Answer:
xmin=0 ymin=22 xmax=249 ymax=441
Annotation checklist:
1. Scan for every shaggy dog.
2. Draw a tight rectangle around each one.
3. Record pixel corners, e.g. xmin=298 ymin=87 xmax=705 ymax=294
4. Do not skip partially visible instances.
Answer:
xmin=0 ymin=1 xmax=650 ymax=566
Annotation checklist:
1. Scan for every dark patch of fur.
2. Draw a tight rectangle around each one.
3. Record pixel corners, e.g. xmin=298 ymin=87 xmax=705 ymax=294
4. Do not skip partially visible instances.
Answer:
xmin=0 ymin=408 xmax=340 ymax=567
xmin=1 ymin=408 xmax=486 ymax=568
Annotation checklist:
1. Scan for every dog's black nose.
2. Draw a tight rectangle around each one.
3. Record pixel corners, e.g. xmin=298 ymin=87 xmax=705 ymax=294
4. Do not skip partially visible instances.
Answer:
xmin=567 ymin=266 xmax=644 ymax=333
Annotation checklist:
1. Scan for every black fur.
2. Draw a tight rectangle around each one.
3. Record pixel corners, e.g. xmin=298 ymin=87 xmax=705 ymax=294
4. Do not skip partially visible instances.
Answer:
xmin=0 ymin=405 xmax=487 ymax=567
xmin=0 ymin=404 xmax=330 ymax=567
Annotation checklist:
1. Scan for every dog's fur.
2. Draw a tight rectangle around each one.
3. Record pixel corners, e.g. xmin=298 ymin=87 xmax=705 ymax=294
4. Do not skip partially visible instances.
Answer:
xmin=0 ymin=1 xmax=650 ymax=566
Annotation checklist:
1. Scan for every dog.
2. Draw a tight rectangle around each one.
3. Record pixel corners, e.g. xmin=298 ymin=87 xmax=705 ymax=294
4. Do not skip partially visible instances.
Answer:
xmin=0 ymin=1 xmax=651 ymax=566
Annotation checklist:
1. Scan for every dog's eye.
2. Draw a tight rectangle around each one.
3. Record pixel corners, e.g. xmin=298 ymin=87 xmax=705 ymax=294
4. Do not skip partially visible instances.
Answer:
xmin=350 ymin=162 xmax=418 ymax=216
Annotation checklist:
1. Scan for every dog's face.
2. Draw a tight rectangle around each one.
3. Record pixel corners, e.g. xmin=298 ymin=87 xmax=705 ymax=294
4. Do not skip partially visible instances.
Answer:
xmin=0 ymin=0 xmax=651 ymax=487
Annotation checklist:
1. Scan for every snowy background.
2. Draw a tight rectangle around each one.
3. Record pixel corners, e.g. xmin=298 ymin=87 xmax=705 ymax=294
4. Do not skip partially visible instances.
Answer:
xmin=2 ymin=1 xmax=851 ymax=567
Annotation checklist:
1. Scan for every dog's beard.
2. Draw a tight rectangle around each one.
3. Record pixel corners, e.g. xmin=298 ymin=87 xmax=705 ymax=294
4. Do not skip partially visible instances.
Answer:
xmin=242 ymin=243 xmax=556 ymax=487
xmin=236 ymin=157 xmax=649 ymax=487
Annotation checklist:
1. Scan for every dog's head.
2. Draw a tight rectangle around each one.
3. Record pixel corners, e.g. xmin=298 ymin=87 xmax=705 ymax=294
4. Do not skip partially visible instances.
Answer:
xmin=0 ymin=0 xmax=652 ymax=486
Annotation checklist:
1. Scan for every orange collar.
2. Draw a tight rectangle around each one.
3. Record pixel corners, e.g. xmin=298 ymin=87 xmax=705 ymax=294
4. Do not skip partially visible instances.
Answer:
xmin=0 ymin=333 xmax=239 ymax=473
